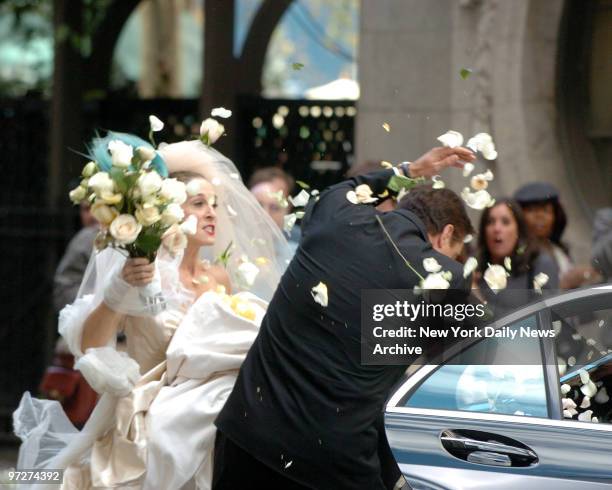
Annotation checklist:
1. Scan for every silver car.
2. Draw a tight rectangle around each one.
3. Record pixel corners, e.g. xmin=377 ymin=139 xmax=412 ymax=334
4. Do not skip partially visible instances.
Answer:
xmin=385 ymin=285 xmax=612 ymax=489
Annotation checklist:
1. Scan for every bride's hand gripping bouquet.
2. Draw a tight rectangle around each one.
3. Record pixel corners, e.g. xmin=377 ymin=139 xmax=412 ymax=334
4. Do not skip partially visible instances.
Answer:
xmin=68 ymin=116 xmax=200 ymax=314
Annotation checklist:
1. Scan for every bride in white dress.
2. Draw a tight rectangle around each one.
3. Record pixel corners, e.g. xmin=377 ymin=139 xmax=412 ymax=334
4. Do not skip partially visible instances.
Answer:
xmin=13 ymin=138 xmax=292 ymax=489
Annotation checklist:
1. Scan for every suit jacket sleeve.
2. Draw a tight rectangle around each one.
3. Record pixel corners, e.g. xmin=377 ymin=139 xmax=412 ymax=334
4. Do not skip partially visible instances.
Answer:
xmin=301 ymin=169 xmax=398 ymax=231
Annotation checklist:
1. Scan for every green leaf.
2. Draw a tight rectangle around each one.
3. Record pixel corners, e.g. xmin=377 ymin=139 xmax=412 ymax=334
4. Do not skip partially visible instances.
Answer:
xmin=460 ymin=67 xmax=473 ymax=80
xmin=215 ymin=241 xmax=234 ymax=268
xmin=296 ymin=180 xmax=310 ymax=189
xmin=387 ymin=175 xmax=423 ymax=193
xmin=109 ymin=168 xmax=129 ymax=194
xmin=292 ymin=62 xmax=305 ymax=71
xmin=134 ymin=233 xmax=161 ymax=255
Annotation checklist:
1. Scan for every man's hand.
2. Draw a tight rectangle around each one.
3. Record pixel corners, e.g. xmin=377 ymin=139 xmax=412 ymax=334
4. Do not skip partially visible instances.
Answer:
xmin=408 ymin=147 xmax=476 ymax=178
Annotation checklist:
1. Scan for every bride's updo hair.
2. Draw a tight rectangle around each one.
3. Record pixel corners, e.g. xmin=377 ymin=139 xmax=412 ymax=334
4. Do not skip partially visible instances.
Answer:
xmin=170 ymin=171 xmax=207 ymax=184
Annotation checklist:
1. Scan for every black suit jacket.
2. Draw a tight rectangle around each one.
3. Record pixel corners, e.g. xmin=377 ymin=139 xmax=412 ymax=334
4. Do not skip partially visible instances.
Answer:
xmin=216 ymin=170 xmax=468 ymax=489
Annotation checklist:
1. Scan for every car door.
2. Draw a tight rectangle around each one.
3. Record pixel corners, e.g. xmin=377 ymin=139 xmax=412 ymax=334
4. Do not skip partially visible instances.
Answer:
xmin=385 ymin=287 xmax=612 ymax=490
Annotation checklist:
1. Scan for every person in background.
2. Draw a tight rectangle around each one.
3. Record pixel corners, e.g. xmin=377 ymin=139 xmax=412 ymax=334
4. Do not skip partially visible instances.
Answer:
xmin=53 ymin=202 xmax=99 ymax=312
xmin=514 ymin=182 xmax=598 ymax=289
xmin=592 ymin=207 xmax=612 ymax=281
xmin=475 ymin=198 xmax=559 ymax=309
xmin=249 ymin=167 xmax=301 ymax=251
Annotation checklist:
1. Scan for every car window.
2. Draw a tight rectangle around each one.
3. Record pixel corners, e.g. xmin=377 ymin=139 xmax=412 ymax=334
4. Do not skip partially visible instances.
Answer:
xmin=553 ymin=304 xmax=612 ymax=424
xmin=404 ymin=315 xmax=548 ymax=418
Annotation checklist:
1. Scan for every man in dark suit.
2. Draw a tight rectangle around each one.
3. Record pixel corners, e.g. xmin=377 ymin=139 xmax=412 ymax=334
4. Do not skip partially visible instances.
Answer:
xmin=213 ymin=147 xmax=475 ymax=489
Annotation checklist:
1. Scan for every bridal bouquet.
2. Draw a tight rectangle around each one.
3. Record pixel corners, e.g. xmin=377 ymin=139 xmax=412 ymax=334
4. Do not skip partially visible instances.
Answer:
xmin=68 ymin=116 xmax=194 ymax=311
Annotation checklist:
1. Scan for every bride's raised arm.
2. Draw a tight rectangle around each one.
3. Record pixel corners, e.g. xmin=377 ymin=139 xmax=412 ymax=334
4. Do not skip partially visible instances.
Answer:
xmin=80 ymin=257 xmax=155 ymax=352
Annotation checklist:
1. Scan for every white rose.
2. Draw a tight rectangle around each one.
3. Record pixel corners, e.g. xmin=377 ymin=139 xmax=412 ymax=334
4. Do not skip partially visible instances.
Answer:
xmin=200 ymin=118 xmax=225 ymax=145
xmin=463 ymin=257 xmax=478 ymax=278
xmin=423 ymin=257 xmax=442 ymax=273
xmin=82 ymin=161 xmax=98 ymax=178
xmin=483 ymin=264 xmax=508 ymax=292
xmin=69 ymin=185 xmax=87 ymax=204
xmin=137 ymin=171 xmax=163 ymax=197
xmin=135 ymin=203 xmax=162 ymax=227
xmin=289 ymin=189 xmax=310 ymax=207
xmin=149 ymin=115 xmax=164 ymax=132
xmin=211 ymin=107 xmax=232 ymax=119
xmin=437 ymin=130 xmax=463 ymax=148
xmin=180 ymin=214 xmax=198 ymax=235
xmin=161 ymin=203 xmax=184 ymax=226
xmin=90 ymin=202 xmax=119 ymax=226
xmin=161 ymin=224 xmax=188 ymax=257
xmin=236 ymin=261 xmax=260 ymax=288
xmin=311 ymin=281 xmax=329 ymax=307
xmin=108 ymin=140 xmax=133 ymax=169
xmin=136 ymin=146 xmax=157 ymax=162
xmin=99 ymin=190 xmax=123 ymax=205
xmin=421 ymin=272 xmax=451 ymax=290
xmin=88 ymin=172 xmax=114 ymax=196
xmin=109 ymin=214 xmax=142 ymax=245
xmin=160 ymin=178 xmax=187 ymax=204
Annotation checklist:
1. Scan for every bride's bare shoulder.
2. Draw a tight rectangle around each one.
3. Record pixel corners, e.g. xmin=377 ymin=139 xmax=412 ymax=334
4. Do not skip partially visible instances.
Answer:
xmin=209 ymin=265 xmax=232 ymax=293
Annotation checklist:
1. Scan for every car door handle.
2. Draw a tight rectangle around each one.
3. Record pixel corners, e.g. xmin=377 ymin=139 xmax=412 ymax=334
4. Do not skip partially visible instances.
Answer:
xmin=441 ymin=431 xmax=538 ymax=467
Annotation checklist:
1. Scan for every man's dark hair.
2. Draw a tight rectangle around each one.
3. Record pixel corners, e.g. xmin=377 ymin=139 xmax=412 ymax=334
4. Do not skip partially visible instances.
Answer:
xmin=248 ymin=167 xmax=295 ymax=194
xmin=398 ymin=184 xmax=474 ymax=242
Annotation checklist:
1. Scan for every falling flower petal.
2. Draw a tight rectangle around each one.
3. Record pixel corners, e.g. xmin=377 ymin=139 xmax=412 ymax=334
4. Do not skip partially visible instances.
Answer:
xmin=483 ymin=169 xmax=494 ymax=181
xmin=382 ymin=122 xmax=391 ymax=132
xmin=292 ymin=62 xmax=304 ymax=70
xmin=180 ymin=215 xmax=198 ymax=235
xmin=568 ymin=356 xmax=576 ymax=367
xmin=423 ymin=258 xmax=442 ymax=273
xmin=460 ymin=67 xmax=473 ymax=79
xmin=533 ymin=272 xmax=549 ymax=293
xmin=227 ymin=204 xmax=238 ymax=217
xmin=580 ymin=396 xmax=591 ymax=409
xmin=284 ymin=460 xmax=293 ymax=469
xmin=432 ymin=175 xmax=445 ymax=189
xmin=462 ymin=163 xmax=475 ymax=177
xmin=470 ymin=173 xmax=489 ymax=191
xmin=463 ymin=234 xmax=473 ymax=244
xmin=420 ymin=272 xmax=451 ymax=290
xmin=581 ymin=381 xmax=598 ymax=398
xmin=381 ymin=160 xmax=393 ymax=169
xmin=463 ymin=257 xmax=478 ymax=278
xmin=186 ymin=180 xmax=201 ymax=196
xmin=562 ymin=397 xmax=577 ymax=410
xmin=236 ymin=261 xmax=260 ymax=288
xmin=484 ymin=264 xmax=508 ymax=292
xmin=461 ymin=187 xmax=495 ymax=210
xmin=561 ymin=384 xmax=571 ymax=395
xmin=504 ymin=257 xmax=512 ymax=272
xmin=311 ymin=282 xmax=328 ymax=307
xmin=437 ymin=130 xmax=463 ymax=148
xmin=577 ymin=410 xmax=593 ymax=422
xmin=594 ymin=387 xmax=609 ymax=404
xmin=149 ymin=115 xmax=164 ymax=132
xmin=283 ymin=213 xmax=297 ymax=233
xmin=211 ymin=107 xmax=232 ymax=118
xmin=289 ymin=189 xmax=310 ymax=208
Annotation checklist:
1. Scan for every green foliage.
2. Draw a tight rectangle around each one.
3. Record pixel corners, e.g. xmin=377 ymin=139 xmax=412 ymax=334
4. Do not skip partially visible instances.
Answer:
xmin=291 ymin=62 xmax=305 ymax=71
xmin=460 ymin=68 xmax=473 ymax=80
xmin=216 ymin=241 xmax=234 ymax=268
xmin=296 ymin=180 xmax=310 ymax=189
xmin=387 ymin=175 xmax=424 ymax=193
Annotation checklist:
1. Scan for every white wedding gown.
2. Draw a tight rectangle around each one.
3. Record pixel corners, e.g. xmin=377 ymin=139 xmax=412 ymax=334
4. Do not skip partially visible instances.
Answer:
xmin=14 ymin=285 xmax=266 ymax=490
